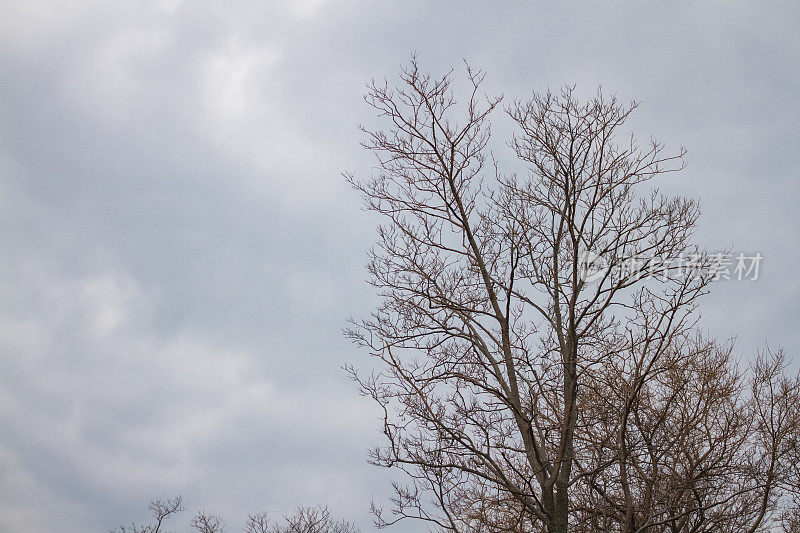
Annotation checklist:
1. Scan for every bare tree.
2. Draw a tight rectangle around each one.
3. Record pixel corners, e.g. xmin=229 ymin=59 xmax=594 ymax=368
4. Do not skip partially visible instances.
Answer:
xmin=271 ymin=505 xmax=360 ymax=533
xmin=245 ymin=512 xmax=271 ymax=533
xmin=114 ymin=500 xmax=359 ymax=533
xmin=191 ymin=511 xmax=224 ymax=533
xmin=112 ymin=495 xmax=184 ymax=533
xmin=346 ymin=59 xmax=800 ymax=533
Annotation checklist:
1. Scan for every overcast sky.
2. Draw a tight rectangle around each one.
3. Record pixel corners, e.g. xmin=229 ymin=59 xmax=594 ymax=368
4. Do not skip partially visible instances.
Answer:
xmin=1 ymin=1 xmax=799 ymax=531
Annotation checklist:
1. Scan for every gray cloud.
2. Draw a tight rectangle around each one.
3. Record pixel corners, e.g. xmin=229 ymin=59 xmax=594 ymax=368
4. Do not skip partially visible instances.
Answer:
xmin=1 ymin=1 xmax=798 ymax=531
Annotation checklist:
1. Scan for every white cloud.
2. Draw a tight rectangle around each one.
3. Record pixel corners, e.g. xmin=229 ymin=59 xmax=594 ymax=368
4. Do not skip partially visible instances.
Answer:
xmin=0 ymin=251 xmax=377 ymax=530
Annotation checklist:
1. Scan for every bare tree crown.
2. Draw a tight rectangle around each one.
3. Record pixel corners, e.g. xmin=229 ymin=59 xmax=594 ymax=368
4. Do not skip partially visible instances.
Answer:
xmin=347 ymin=59 xmax=800 ymax=533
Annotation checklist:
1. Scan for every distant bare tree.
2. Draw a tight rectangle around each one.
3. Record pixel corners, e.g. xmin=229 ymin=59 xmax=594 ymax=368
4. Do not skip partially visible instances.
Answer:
xmin=346 ymin=58 xmax=800 ymax=532
xmin=111 ymin=495 xmax=183 ymax=533
xmin=114 ymin=500 xmax=359 ymax=533
xmin=272 ymin=505 xmax=360 ymax=533
xmin=191 ymin=511 xmax=224 ymax=533
xmin=245 ymin=512 xmax=271 ymax=533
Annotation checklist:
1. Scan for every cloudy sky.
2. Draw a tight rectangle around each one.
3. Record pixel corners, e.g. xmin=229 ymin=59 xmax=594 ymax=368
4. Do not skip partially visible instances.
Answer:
xmin=1 ymin=1 xmax=798 ymax=531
